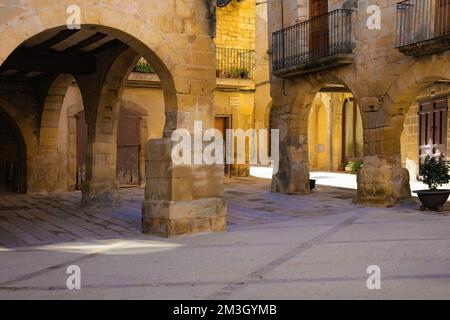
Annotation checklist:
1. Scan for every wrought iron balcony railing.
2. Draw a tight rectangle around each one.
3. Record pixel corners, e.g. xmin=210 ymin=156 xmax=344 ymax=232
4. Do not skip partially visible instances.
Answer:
xmin=272 ymin=9 xmax=353 ymax=76
xmin=216 ymin=47 xmax=255 ymax=80
xmin=396 ymin=0 xmax=450 ymax=56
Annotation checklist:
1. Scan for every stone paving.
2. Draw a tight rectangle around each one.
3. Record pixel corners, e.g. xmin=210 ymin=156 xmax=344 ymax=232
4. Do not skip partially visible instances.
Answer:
xmin=0 ymin=177 xmax=358 ymax=248
xmin=0 ymin=189 xmax=141 ymax=248
xmin=0 ymin=177 xmax=449 ymax=299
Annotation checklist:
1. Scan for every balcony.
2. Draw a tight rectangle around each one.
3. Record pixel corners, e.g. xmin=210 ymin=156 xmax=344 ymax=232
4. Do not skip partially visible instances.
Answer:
xmin=128 ymin=49 xmax=256 ymax=89
xmin=216 ymin=47 xmax=255 ymax=80
xmin=396 ymin=0 xmax=450 ymax=56
xmin=272 ymin=9 xmax=354 ymax=78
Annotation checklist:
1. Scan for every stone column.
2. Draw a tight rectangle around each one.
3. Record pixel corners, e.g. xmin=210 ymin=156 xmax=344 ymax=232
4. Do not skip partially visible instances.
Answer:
xmin=354 ymin=103 xmax=411 ymax=207
xmin=142 ymin=127 xmax=227 ymax=237
xmin=271 ymin=105 xmax=310 ymax=194
xmin=76 ymin=46 xmax=134 ymax=208
xmin=31 ymin=74 xmax=72 ymax=193
xmin=81 ymin=127 xmax=121 ymax=207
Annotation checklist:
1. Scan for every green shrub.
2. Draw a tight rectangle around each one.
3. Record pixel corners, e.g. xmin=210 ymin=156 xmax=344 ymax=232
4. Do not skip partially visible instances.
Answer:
xmin=347 ymin=160 xmax=363 ymax=174
xmin=133 ymin=60 xmax=155 ymax=73
xmin=419 ymin=154 xmax=450 ymax=190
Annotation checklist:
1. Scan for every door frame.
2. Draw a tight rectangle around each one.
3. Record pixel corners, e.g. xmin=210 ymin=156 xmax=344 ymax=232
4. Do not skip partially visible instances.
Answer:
xmin=418 ymin=96 xmax=449 ymax=162
xmin=215 ymin=114 xmax=232 ymax=176
xmin=309 ymin=0 xmax=329 ymax=60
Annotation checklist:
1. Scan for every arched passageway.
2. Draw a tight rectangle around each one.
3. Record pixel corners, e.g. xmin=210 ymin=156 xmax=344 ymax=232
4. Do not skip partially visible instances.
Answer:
xmin=0 ymin=0 xmax=225 ymax=237
xmin=308 ymin=93 xmax=363 ymax=173
xmin=0 ymin=110 xmax=26 ymax=194
xmin=271 ymin=76 xmax=364 ymax=196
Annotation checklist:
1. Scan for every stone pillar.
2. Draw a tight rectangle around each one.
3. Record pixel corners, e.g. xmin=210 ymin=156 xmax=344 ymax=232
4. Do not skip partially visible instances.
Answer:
xmin=81 ymin=138 xmax=121 ymax=208
xmin=271 ymin=106 xmax=310 ymax=194
xmin=31 ymin=74 xmax=73 ymax=193
xmin=355 ymin=154 xmax=411 ymax=207
xmin=76 ymin=46 xmax=134 ymax=208
xmin=354 ymin=105 xmax=411 ymax=207
xmin=142 ymin=137 xmax=227 ymax=237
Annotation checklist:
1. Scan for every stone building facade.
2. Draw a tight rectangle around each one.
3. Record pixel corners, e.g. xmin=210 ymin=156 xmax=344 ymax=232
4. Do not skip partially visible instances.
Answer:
xmin=2 ymin=0 xmax=448 ymax=239
xmin=267 ymin=0 xmax=450 ymax=206
xmin=0 ymin=0 xmax=227 ymax=236
xmin=10 ymin=0 xmax=258 ymax=189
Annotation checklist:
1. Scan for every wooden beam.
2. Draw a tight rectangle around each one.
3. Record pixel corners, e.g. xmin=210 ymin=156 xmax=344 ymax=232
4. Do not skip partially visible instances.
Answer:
xmin=29 ymin=29 xmax=80 ymax=51
xmin=0 ymin=49 xmax=96 ymax=75
xmin=63 ymin=32 xmax=108 ymax=53
xmin=88 ymin=39 xmax=125 ymax=55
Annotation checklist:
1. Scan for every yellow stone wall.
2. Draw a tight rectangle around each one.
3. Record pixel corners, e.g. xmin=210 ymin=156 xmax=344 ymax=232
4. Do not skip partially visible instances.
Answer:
xmin=254 ymin=1 xmax=272 ymax=134
xmin=215 ymin=0 xmax=257 ymax=175
xmin=216 ymin=0 xmax=256 ymax=50
xmin=308 ymin=92 xmax=356 ymax=172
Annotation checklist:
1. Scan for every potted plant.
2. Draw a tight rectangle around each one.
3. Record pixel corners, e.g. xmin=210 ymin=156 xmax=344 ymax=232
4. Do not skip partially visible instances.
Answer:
xmin=345 ymin=160 xmax=363 ymax=174
xmin=414 ymin=154 xmax=450 ymax=212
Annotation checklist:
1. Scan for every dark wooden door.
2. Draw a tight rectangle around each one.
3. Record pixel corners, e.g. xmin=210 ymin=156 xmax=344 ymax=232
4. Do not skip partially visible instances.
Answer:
xmin=76 ymin=111 xmax=87 ymax=190
xmin=419 ymin=99 xmax=448 ymax=161
xmin=310 ymin=0 xmax=329 ymax=59
xmin=436 ymin=0 xmax=450 ymax=36
xmin=116 ymin=109 xmax=141 ymax=186
xmin=215 ymin=116 xmax=230 ymax=174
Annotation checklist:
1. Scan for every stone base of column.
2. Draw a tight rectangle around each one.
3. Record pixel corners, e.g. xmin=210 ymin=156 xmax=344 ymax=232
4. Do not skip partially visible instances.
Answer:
xmin=142 ymin=197 xmax=227 ymax=237
xmin=230 ymin=164 xmax=250 ymax=177
xmin=271 ymin=164 xmax=310 ymax=194
xmin=81 ymin=181 xmax=121 ymax=208
xmin=30 ymin=151 xmax=67 ymax=193
xmin=354 ymin=156 xmax=411 ymax=207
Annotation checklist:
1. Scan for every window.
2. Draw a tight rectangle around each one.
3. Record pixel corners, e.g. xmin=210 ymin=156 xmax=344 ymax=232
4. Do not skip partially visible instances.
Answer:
xmin=419 ymin=98 xmax=448 ymax=161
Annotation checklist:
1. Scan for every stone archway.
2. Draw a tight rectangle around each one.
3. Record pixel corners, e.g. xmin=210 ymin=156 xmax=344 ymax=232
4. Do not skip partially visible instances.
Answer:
xmin=354 ymin=51 xmax=450 ymax=207
xmin=271 ymin=72 xmax=362 ymax=195
xmin=0 ymin=5 xmax=185 ymax=81
xmin=0 ymin=2 xmax=226 ymax=237
xmin=387 ymin=52 xmax=450 ymax=117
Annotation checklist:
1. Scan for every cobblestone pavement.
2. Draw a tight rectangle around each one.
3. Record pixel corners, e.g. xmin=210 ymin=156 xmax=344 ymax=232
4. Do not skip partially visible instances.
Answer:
xmin=1 ymin=177 xmax=449 ymax=299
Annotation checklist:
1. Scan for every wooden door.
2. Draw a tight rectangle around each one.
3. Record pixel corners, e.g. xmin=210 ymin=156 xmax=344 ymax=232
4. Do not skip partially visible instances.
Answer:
xmin=310 ymin=0 xmax=329 ymax=59
xmin=116 ymin=109 xmax=141 ymax=186
xmin=215 ymin=117 xmax=230 ymax=174
xmin=436 ymin=0 xmax=450 ymax=36
xmin=419 ymin=99 xmax=448 ymax=161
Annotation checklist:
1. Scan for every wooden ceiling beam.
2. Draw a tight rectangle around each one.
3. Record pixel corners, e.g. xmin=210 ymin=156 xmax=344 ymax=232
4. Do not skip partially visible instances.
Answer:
xmin=29 ymin=29 xmax=80 ymax=51
xmin=63 ymin=32 xmax=108 ymax=54
xmin=0 ymin=49 xmax=96 ymax=75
